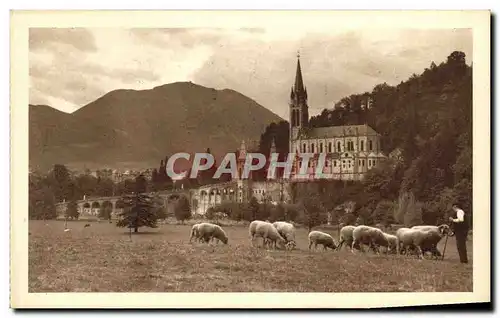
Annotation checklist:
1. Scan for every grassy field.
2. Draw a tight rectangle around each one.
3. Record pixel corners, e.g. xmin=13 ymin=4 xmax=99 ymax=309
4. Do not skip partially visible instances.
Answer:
xmin=29 ymin=220 xmax=473 ymax=292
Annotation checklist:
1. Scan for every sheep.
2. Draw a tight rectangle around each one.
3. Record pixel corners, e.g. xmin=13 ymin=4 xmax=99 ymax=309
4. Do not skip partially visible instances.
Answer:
xmin=382 ymin=232 xmax=399 ymax=254
xmin=197 ymin=222 xmax=228 ymax=245
xmin=411 ymin=224 xmax=452 ymax=258
xmin=412 ymin=224 xmax=453 ymax=237
xmin=336 ymin=225 xmax=356 ymax=251
xmin=396 ymin=226 xmax=450 ymax=259
xmin=308 ymin=231 xmax=337 ymax=251
xmin=352 ymin=225 xmax=389 ymax=254
xmin=189 ymin=223 xmax=202 ymax=243
xmin=272 ymin=221 xmax=297 ymax=250
xmin=249 ymin=220 xmax=287 ymax=250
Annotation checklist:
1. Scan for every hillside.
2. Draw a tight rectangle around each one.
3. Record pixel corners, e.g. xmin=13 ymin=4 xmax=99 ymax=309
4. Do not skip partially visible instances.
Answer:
xmin=29 ymin=82 xmax=283 ymax=171
xmin=257 ymin=51 xmax=473 ymax=224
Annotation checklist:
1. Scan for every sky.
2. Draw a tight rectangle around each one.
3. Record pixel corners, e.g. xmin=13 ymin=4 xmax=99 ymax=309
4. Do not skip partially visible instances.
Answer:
xmin=29 ymin=27 xmax=472 ymax=119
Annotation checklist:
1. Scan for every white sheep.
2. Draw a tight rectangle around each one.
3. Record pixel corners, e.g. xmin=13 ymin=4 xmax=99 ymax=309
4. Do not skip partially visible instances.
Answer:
xmin=249 ymin=220 xmax=286 ymax=250
xmin=410 ymin=224 xmax=452 ymax=258
xmin=196 ymin=222 xmax=229 ymax=245
xmin=189 ymin=223 xmax=203 ymax=243
xmin=272 ymin=221 xmax=297 ymax=249
xmin=396 ymin=226 xmax=449 ymax=259
xmin=412 ymin=224 xmax=453 ymax=236
xmin=382 ymin=232 xmax=399 ymax=254
xmin=308 ymin=231 xmax=337 ymax=251
xmin=352 ymin=225 xmax=389 ymax=254
xmin=336 ymin=225 xmax=356 ymax=251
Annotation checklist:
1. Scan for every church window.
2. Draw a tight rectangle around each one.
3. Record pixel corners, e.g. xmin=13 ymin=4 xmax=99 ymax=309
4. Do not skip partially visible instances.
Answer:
xmin=359 ymin=160 xmax=361 ymax=166
xmin=328 ymin=142 xmax=332 ymax=153
xmin=302 ymin=143 xmax=307 ymax=153
xmin=337 ymin=141 xmax=341 ymax=152
xmin=311 ymin=144 xmax=315 ymax=153
xmin=325 ymin=160 xmax=329 ymax=167
xmin=334 ymin=160 xmax=337 ymax=167
xmin=360 ymin=140 xmax=364 ymax=151
xmin=319 ymin=143 xmax=323 ymax=153
xmin=369 ymin=140 xmax=373 ymax=151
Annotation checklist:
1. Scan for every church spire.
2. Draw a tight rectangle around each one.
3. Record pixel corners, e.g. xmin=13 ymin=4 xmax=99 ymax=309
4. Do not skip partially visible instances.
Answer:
xmin=294 ymin=51 xmax=305 ymax=95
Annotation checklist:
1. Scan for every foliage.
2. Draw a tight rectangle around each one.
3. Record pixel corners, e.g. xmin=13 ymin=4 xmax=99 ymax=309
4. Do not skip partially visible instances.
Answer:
xmin=29 ymin=183 xmax=57 ymax=220
xmin=174 ymin=196 xmax=192 ymax=223
xmin=297 ymin=184 xmax=327 ymax=232
xmin=248 ymin=197 xmax=260 ymax=221
xmin=65 ymin=200 xmax=79 ymax=220
xmin=116 ymin=193 xmax=160 ymax=232
xmin=98 ymin=203 xmax=113 ymax=220
xmin=371 ymin=200 xmax=396 ymax=226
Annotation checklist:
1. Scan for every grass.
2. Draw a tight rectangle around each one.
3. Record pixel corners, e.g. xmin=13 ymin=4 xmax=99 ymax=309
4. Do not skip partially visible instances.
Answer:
xmin=29 ymin=220 xmax=473 ymax=292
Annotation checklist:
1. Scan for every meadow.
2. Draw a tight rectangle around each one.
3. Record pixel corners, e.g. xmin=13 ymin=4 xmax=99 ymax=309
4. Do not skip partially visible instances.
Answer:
xmin=29 ymin=220 xmax=473 ymax=292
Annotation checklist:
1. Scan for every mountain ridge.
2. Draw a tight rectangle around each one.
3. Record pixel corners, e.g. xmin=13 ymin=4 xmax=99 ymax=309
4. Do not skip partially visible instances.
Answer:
xmin=29 ymin=82 xmax=283 ymax=172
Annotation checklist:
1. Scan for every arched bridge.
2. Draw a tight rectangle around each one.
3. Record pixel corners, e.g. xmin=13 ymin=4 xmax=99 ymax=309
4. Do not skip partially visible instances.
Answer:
xmin=54 ymin=189 xmax=191 ymax=219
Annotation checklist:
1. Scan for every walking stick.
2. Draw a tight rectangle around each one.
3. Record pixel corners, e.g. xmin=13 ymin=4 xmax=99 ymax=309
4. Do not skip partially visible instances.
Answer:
xmin=441 ymin=232 xmax=449 ymax=261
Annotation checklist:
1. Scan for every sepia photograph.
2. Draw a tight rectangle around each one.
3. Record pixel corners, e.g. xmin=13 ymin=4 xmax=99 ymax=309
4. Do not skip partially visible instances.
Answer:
xmin=10 ymin=10 xmax=490 ymax=308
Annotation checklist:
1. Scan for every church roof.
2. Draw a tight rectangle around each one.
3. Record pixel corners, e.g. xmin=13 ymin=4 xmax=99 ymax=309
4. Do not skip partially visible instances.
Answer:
xmin=300 ymin=124 xmax=379 ymax=139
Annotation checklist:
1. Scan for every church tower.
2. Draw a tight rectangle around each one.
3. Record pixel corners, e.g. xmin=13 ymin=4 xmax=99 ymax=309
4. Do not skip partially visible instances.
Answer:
xmin=289 ymin=52 xmax=309 ymax=152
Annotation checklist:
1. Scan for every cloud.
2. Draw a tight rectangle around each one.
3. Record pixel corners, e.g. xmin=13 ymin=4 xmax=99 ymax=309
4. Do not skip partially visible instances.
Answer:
xmin=29 ymin=27 xmax=472 ymax=118
xmin=29 ymin=28 xmax=97 ymax=52
xmin=192 ymin=28 xmax=472 ymax=118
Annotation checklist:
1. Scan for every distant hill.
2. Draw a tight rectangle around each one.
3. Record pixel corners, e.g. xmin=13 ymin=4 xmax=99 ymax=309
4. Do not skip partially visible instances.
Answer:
xmin=29 ymin=82 xmax=283 ymax=172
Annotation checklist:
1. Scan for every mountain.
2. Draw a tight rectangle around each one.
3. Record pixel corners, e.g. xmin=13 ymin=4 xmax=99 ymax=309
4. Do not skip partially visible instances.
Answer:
xmin=29 ymin=82 xmax=283 ymax=172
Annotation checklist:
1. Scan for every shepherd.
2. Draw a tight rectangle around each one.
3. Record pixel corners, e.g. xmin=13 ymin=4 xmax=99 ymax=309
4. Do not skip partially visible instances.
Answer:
xmin=449 ymin=203 xmax=470 ymax=264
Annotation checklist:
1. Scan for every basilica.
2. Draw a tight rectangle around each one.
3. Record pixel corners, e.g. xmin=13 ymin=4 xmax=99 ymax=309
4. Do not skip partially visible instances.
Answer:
xmin=287 ymin=55 xmax=386 ymax=181
xmin=190 ymin=55 xmax=387 ymax=214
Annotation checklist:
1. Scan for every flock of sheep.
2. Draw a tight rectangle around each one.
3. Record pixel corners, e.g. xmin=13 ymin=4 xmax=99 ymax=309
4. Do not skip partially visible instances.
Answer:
xmin=188 ymin=220 xmax=454 ymax=260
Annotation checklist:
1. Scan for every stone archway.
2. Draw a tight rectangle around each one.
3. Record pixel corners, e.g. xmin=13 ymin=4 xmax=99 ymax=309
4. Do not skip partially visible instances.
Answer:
xmin=83 ymin=202 xmax=91 ymax=215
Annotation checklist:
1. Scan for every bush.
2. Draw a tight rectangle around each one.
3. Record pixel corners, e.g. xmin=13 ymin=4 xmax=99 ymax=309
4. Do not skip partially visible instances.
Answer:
xmin=174 ymin=196 xmax=192 ymax=223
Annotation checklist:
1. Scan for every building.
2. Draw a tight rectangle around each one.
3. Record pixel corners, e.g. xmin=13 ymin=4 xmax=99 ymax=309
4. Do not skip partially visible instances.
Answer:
xmin=190 ymin=139 xmax=292 ymax=215
xmin=288 ymin=54 xmax=386 ymax=181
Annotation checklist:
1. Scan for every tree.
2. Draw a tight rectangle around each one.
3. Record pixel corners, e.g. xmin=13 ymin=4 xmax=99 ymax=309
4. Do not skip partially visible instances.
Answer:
xmin=65 ymin=200 xmax=79 ymax=220
xmin=96 ymin=178 xmax=114 ymax=197
xmin=248 ymin=197 xmax=259 ymax=221
xmin=270 ymin=203 xmax=285 ymax=222
xmin=98 ymin=203 xmax=113 ymax=220
xmin=49 ymin=164 xmax=72 ymax=202
xmin=298 ymin=185 xmax=327 ymax=232
xmin=135 ymin=174 xmax=148 ymax=194
xmin=155 ymin=206 xmax=168 ymax=221
xmin=29 ymin=185 xmax=57 ymax=220
xmin=371 ymin=200 xmax=395 ymax=226
xmin=174 ymin=196 xmax=191 ymax=223
xmin=116 ymin=193 xmax=159 ymax=233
